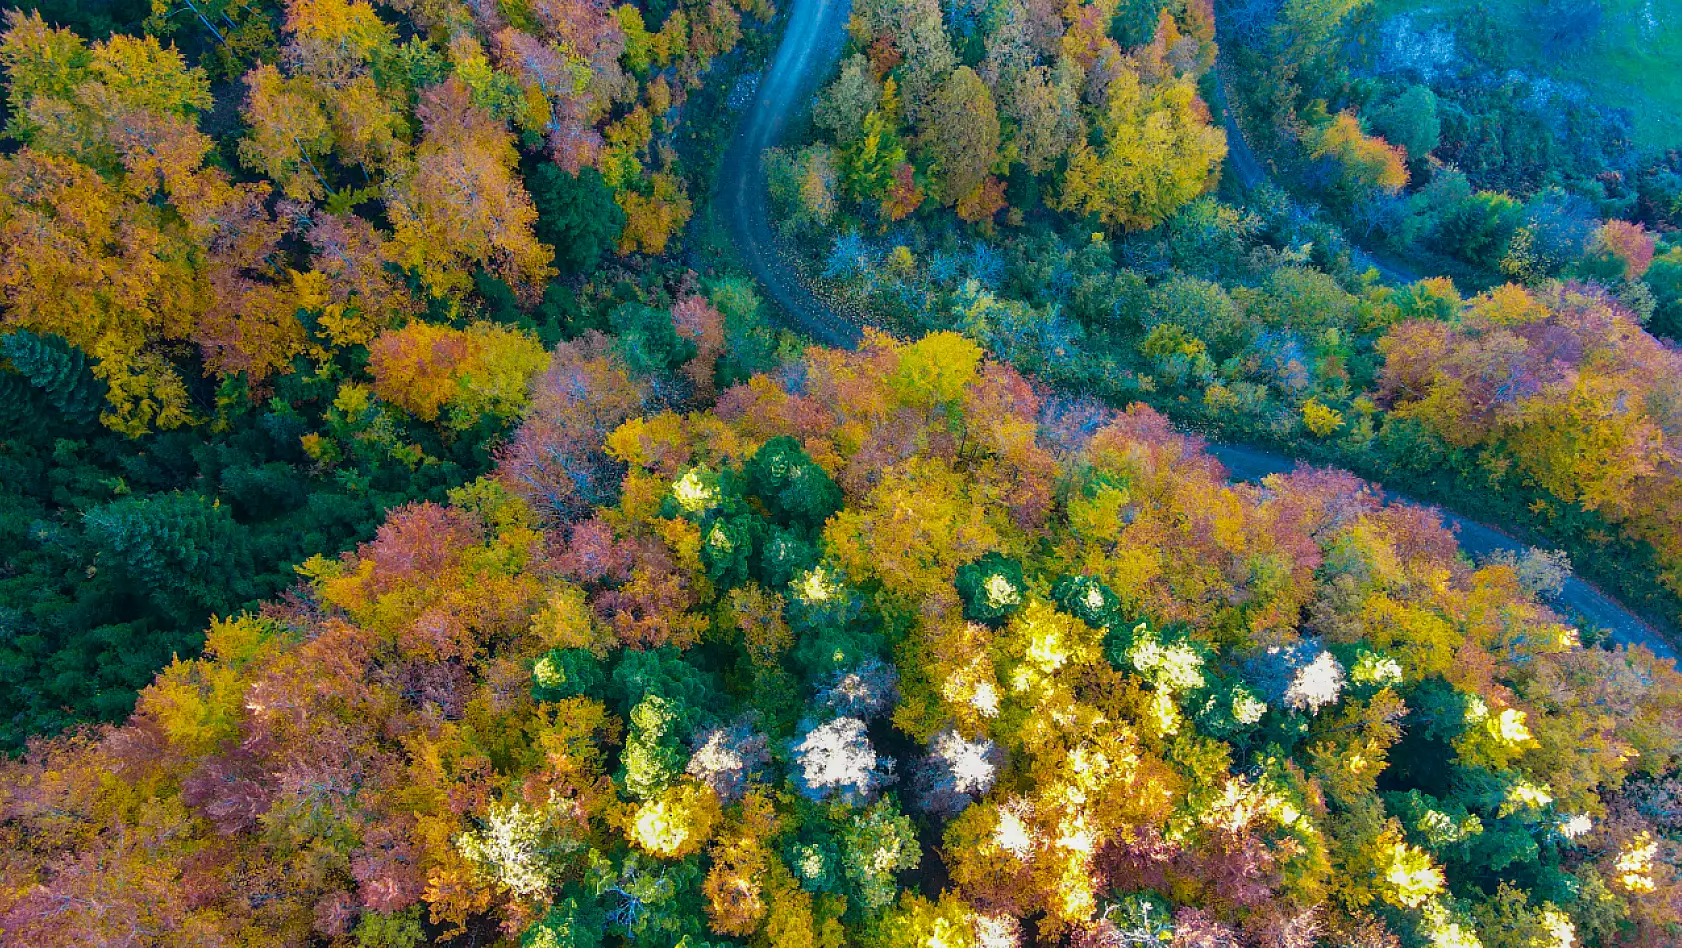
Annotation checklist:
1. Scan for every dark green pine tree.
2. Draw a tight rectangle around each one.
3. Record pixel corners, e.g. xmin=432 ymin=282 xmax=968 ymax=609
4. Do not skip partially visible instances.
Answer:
xmin=0 ymin=368 xmax=39 ymax=425
xmin=526 ymin=165 xmax=627 ymax=276
xmin=81 ymin=491 xmax=258 ymax=626
xmin=0 ymin=330 xmax=108 ymax=425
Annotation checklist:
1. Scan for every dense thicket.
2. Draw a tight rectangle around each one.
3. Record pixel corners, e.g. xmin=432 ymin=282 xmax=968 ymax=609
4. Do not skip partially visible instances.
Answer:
xmin=786 ymin=0 xmax=1225 ymax=232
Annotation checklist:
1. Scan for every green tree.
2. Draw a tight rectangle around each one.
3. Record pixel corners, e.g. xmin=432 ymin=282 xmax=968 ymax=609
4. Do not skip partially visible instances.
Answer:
xmin=919 ymin=66 xmax=1000 ymax=207
xmin=1646 ymin=250 xmax=1682 ymax=340
xmin=521 ymin=897 xmax=606 ymax=948
xmin=743 ymin=436 xmax=842 ymax=529
xmin=611 ymin=302 xmax=698 ymax=375
xmin=837 ymin=799 xmax=919 ymax=914
xmin=82 ymin=491 xmax=256 ymax=625
xmin=1368 ymin=85 xmax=1440 ymax=162
xmin=528 ymin=164 xmax=627 ymax=276
xmin=0 ymin=331 xmax=106 ymax=424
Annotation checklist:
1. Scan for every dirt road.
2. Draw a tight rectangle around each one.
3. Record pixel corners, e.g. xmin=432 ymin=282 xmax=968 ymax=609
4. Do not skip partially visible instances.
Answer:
xmin=716 ymin=0 xmax=862 ymax=348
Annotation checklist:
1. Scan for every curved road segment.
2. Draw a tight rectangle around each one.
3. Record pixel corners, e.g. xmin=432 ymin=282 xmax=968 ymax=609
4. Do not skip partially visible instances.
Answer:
xmin=713 ymin=0 xmax=1676 ymax=659
xmin=718 ymin=0 xmax=861 ymax=349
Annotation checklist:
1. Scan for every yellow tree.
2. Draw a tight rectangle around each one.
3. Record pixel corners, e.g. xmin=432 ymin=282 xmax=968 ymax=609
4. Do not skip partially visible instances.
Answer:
xmin=367 ymin=320 xmax=548 ymax=426
xmin=1059 ymin=67 xmax=1226 ymax=232
xmin=1310 ymin=112 xmax=1409 ymax=195
xmin=616 ymin=171 xmax=693 ymax=255
xmin=238 ymin=65 xmax=336 ymax=200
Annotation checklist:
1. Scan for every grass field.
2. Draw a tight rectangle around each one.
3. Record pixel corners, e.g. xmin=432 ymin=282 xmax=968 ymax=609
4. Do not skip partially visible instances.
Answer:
xmin=1376 ymin=0 xmax=1682 ymax=151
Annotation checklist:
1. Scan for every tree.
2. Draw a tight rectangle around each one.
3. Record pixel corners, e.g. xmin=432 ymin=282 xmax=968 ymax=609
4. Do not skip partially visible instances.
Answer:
xmin=1432 ymin=190 xmax=1525 ymax=271
xmin=238 ymin=65 xmax=335 ymax=200
xmin=838 ymin=799 xmax=920 ymax=912
xmin=83 ymin=491 xmax=257 ymax=625
xmin=384 ymin=78 xmax=555 ymax=302
xmin=0 ymin=330 xmax=106 ymax=423
xmin=816 ymin=54 xmax=881 ymax=145
xmin=791 ymin=717 xmax=890 ymax=804
xmin=304 ymin=209 xmax=420 ymax=331
xmin=841 ymin=108 xmax=907 ymax=202
xmin=920 ymin=66 xmax=1001 ymax=208
xmin=743 ymin=436 xmax=843 ymax=528
xmin=1002 ymin=63 xmax=1084 ymax=175
xmin=910 ymin=729 xmax=1003 ymax=816
xmin=528 ymin=164 xmax=626 ymax=275
xmin=616 ymin=171 xmax=693 ymax=255
xmin=1059 ymin=68 xmax=1226 ymax=231
xmin=1368 ymin=85 xmax=1440 ymax=163
xmin=1309 ymin=112 xmax=1409 ymax=198
xmin=521 ymin=897 xmax=606 ymax=948
xmin=281 ymin=0 xmax=399 ymax=82
xmin=1585 ymin=219 xmax=1656 ymax=281
xmin=497 ymin=333 xmax=649 ymax=519
xmin=1647 ymin=250 xmax=1682 ymax=339
xmin=796 ymin=145 xmax=840 ymax=225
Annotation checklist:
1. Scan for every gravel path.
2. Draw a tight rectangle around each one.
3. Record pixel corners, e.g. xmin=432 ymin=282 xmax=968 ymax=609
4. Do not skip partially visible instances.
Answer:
xmin=716 ymin=0 xmax=862 ymax=349
xmin=713 ymin=0 xmax=1675 ymax=659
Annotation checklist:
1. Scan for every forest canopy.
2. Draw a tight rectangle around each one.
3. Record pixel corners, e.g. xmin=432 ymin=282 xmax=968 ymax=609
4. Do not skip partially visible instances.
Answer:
xmin=4 ymin=334 xmax=1680 ymax=947
xmin=0 ymin=0 xmax=771 ymax=749
xmin=4 ymin=0 xmax=1682 ymax=945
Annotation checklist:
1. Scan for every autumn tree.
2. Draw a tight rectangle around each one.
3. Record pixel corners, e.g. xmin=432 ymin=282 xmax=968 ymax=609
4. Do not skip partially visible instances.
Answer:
xmin=239 ymin=64 xmax=336 ymax=200
xmin=385 ymin=78 xmax=555 ymax=302
xmin=920 ymin=66 xmax=1002 ymax=210
xmin=1001 ymin=62 xmax=1085 ymax=175
xmin=921 ymin=68 xmax=995 ymax=209
xmin=1309 ymin=112 xmax=1409 ymax=199
xmin=497 ymin=333 xmax=649 ymax=519
xmin=1060 ymin=67 xmax=1226 ymax=232
xmin=616 ymin=172 xmax=693 ymax=255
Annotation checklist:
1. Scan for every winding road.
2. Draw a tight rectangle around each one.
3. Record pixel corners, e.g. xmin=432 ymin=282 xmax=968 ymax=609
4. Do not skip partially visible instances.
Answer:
xmin=718 ymin=0 xmax=860 ymax=349
xmin=713 ymin=0 xmax=1676 ymax=658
